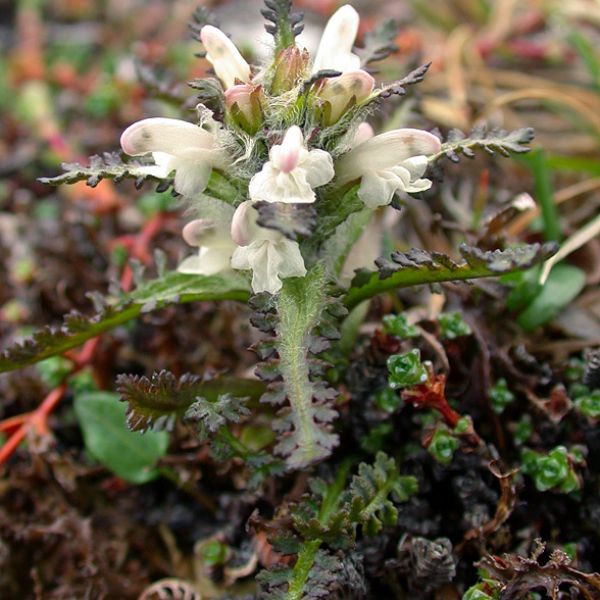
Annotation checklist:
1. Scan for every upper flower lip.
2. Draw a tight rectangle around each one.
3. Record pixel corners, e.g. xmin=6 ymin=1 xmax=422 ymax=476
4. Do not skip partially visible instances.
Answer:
xmin=200 ymin=25 xmax=251 ymax=89
xmin=312 ymin=4 xmax=361 ymax=74
xmin=120 ymin=117 xmax=215 ymax=158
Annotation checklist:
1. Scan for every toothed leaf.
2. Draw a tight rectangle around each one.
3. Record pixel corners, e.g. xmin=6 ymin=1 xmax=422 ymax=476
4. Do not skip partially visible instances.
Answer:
xmin=0 ymin=271 xmax=250 ymax=374
xmin=344 ymin=242 xmax=558 ymax=308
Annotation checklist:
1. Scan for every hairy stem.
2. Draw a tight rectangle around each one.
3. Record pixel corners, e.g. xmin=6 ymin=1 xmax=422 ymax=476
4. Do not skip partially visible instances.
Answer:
xmin=275 ymin=265 xmax=330 ymax=468
xmin=286 ymin=540 xmax=322 ymax=600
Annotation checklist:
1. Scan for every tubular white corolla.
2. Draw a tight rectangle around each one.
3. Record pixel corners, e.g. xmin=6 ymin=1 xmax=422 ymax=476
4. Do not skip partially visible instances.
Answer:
xmin=249 ymin=126 xmax=335 ymax=204
xmin=230 ymin=201 xmax=306 ymax=294
xmin=311 ymin=4 xmax=361 ymax=74
xmin=120 ymin=117 xmax=229 ymax=197
xmin=178 ymin=219 xmax=236 ymax=276
xmin=335 ymin=128 xmax=442 ymax=208
xmin=200 ymin=25 xmax=251 ymax=89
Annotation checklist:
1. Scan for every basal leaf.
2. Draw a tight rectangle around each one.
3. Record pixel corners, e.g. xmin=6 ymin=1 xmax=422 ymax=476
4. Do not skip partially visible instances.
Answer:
xmin=517 ymin=264 xmax=586 ymax=331
xmin=74 ymin=391 xmax=169 ymax=484
xmin=117 ymin=370 xmax=263 ymax=432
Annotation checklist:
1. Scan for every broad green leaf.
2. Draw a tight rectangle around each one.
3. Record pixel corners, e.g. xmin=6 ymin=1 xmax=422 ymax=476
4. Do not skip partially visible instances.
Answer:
xmin=74 ymin=391 xmax=168 ymax=484
xmin=517 ymin=264 xmax=586 ymax=331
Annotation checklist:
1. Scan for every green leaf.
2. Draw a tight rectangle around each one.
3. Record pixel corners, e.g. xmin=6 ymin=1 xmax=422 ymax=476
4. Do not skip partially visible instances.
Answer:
xmin=117 ymin=370 xmax=263 ymax=432
xmin=519 ymin=148 xmax=561 ymax=241
xmin=438 ymin=311 xmax=472 ymax=340
xmin=349 ymin=452 xmax=418 ymax=535
xmin=490 ymin=378 xmax=515 ymax=414
xmin=574 ymin=390 xmax=600 ymax=419
xmin=430 ymin=126 xmax=534 ymax=163
xmin=517 ymin=264 xmax=586 ymax=330
xmin=428 ymin=427 xmax=459 ymax=465
xmin=382 ymin=314 xmax=419 ymax=339
xmin=272 ymin=266 xmax=339 ymax=468
xmin=344 ymin=242 xmax=557 ymax=309
xmin=0 ymin=271 xmax=250 ymax=374
xmin=185 ymin=394 xmax=251 ymax=432
xmin=74 ymin=391 xmax=169 ymax=483
xmin=387 ymin=349 xmax=428 ymax=390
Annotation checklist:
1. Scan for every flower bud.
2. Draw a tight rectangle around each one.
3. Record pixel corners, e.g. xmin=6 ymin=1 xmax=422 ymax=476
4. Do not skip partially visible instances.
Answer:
xmin=271 ymin=46 xmax=310 ymax=95
xmin=224 ymin=84 xmax=264 ymax=134
xmin=314 ymin=70 xmax=375 ymax=126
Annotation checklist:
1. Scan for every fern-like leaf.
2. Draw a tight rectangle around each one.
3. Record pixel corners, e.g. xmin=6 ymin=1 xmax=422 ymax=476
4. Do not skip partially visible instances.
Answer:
xmin=116 ymin=370 xmax=259 ymax=432
xmin=0 ymin=271 xmax=250 ymax=374
xmin=431 ymin=126 xmax=535 ymax=163
xmin=345 ymin=242 xmax=558 ymax=309
xmin=39 ymin=152 xmax=162 ymax=189
xmin=348 ymin=452 xmax=418 ymax=536
xmin=185 ymin=393 xmax=251 ymax=432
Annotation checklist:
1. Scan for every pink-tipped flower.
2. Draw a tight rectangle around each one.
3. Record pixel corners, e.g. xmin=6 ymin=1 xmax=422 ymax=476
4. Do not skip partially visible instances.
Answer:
xmin=200 ymin=25 xmax=251 ymax=89
xmin=120 ymin=116 xmax=229 ymax=197
xmin=230 ymin=201 xmax=306 ymax=294
xmin=312 ymin=5 xmax=361 ymax=74
xmin=224 ymin=84 xmax=264 ymax=134
xmin=315 ymin=70 xmax=375 ymax=125
xmin=178 ymin=218 xmax=236 ymax=276
xmin=335 ymin=128 xmax=442 ymax=207
xmin=249 ymin=126 xmax=335 ymax=204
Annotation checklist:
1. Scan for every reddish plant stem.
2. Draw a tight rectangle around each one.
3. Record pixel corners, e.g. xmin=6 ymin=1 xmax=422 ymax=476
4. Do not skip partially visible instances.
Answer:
xmin=0 ymin=211 xmax=170 ymax=465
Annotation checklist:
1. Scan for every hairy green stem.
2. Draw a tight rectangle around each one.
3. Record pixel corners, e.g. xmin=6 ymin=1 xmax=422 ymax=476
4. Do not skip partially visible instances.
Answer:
xmin=275 ymin=266 xmax=330 ymax=468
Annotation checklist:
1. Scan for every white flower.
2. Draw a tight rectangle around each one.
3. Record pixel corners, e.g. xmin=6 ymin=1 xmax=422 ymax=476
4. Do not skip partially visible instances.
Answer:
xmin=200 ymin=25 xmax=251 ymax=89
xmin=230 ymin=201 xmax=306 ymax=294
xmin=312 ymin=5 xmax=361 ymax=74
xmin=335 ymin=128 xmax=442 ymax=208
xmin=120 ymin=117 xmax=229 ymax=197
xmin=178 ymin=219 xmax=236 ymax=276
xmin=249 ymin=126 xmax=334 ymax=204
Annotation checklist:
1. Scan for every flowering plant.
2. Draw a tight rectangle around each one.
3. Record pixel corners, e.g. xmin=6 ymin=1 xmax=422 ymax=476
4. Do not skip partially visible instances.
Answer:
xmin=2 ymin=1 xmax=560 ymax=596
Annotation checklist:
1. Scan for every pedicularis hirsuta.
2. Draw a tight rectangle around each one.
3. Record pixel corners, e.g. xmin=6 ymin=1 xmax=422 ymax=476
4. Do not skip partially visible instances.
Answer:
xmin=1 ymin=1 xmax=563 ymax=595
xmin=29 ymin=0 xmax=558 ymax=471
